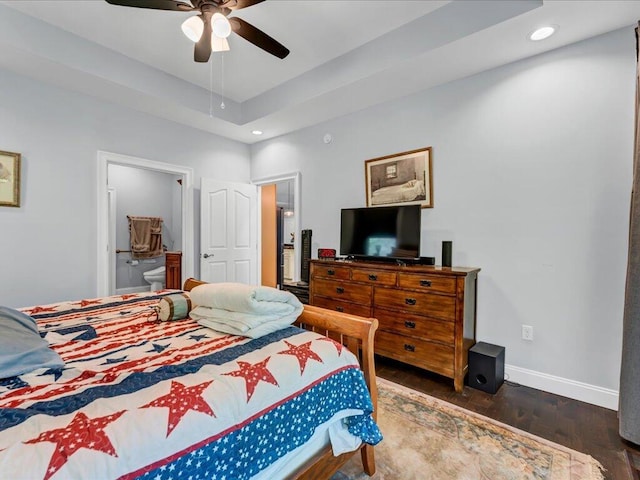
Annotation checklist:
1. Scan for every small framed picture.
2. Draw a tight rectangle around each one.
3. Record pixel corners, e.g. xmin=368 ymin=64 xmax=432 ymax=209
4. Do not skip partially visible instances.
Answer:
xmin=0 ymin=150 xmax=21 ymax=208
xmin=365 ymin=147 xmax=432 ymax=208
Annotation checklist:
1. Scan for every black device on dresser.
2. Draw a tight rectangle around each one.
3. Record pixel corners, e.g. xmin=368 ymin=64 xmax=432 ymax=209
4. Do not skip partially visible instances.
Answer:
xmin=340 ymin=205 xmax=421 ymax=262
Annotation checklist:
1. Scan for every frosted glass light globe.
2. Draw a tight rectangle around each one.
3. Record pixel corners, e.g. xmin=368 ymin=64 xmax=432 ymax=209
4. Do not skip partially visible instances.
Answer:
xmin=212 ymin=13 xmax=231 ymax=39
xmin=181 ymin=15 xmax=204 ymax=42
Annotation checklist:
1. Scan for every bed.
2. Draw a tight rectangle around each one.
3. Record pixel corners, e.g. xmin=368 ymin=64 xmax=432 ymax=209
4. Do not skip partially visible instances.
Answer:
xmin=371 ymin=179 xmax=425 ymax=206
xmin=0 ymin=279 xmax=381 ymax=479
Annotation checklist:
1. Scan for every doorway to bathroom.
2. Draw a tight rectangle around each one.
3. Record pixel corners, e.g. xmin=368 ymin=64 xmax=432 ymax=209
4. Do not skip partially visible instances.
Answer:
xmin=109 ymin=165 xmax=182 ymax=294
xmin=97 ymin=151 xmax=194 ymax=297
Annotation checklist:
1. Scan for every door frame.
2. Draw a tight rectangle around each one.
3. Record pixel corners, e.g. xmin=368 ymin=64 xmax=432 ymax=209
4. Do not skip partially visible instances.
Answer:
xmin=253 ymin=172 xmax=301 ymax=283
xmin=96 ymin=151 xmax=195 ymax=297
xmin=108 ymin=187 xmax=117 ymax=295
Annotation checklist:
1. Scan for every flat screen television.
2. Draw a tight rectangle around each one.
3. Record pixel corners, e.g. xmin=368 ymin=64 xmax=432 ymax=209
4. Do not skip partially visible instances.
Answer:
xmin=340 ymin=205 xmax=421 ymax=261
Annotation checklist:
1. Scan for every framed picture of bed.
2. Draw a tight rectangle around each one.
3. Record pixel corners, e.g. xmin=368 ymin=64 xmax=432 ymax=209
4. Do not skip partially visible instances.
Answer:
xmin=0 ymin=150 xmax=21 ymax=208
xmin=365 ymin=147 xmax=433 ymax=208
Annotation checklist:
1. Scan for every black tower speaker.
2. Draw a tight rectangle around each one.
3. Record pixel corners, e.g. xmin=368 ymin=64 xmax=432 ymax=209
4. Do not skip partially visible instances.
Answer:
xmin=468 ymin=342 xmax=505 ymax=394
xmin=300 ymin=229 xmax=312 ymax=284
xmin=442 ymin=241 xmax=452 ymax=267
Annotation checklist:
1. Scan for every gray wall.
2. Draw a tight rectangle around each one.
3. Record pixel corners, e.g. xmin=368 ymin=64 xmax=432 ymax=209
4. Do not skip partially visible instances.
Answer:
xmin=0 ymin=68 xmax=250 ymax=308
xmin=251 ymin=27 xmax=634 ymax=407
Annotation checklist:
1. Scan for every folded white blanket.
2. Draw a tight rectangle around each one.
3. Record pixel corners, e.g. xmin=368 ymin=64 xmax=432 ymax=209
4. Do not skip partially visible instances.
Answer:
xmin=189 ymin=283 xmax=304 ymax=338
xmin=190 ymin=306 xmax=301 ymax=333
xmin=190 ymin=283 xmax=302 ymax=315
xmin=193 ymin=310 xmax=298 ymax=339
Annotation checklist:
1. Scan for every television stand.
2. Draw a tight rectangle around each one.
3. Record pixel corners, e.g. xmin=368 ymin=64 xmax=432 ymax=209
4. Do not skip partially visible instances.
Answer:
xmin=309 ymin=259 xmax=480 ymax=392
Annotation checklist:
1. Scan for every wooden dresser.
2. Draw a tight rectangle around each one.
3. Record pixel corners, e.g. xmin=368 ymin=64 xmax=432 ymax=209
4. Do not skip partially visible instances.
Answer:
xmin=310 ymin=259 xmax=480 ymax=392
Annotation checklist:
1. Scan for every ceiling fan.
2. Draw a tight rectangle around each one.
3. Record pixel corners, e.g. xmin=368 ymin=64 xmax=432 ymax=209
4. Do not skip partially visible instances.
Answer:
xmin=105 ymin=0 xmax=289 ymax=62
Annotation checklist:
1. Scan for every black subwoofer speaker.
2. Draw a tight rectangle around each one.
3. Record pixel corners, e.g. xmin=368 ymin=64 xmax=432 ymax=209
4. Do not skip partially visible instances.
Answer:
xmin=468 ymin=342 xmax=505 ymax=394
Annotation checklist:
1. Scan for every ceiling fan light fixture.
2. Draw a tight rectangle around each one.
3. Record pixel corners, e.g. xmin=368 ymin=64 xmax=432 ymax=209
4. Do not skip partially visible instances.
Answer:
xmin=105 ymin=0 xmax=288 ymax=61
xmin=212 ymin=36 xmax=230 ymax=52
xmin=181 ymin=15 xmax=203 ymax=42
xmin=212 ymin=13 xmax=232 ymax=39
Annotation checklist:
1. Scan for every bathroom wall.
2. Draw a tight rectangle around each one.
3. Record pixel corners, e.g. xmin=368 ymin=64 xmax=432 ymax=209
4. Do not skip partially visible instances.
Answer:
xmin=283 ymin=216 xmax=295 ymax=244
xmin=276 ymin=179 xmax=296 ymax=244
xmin=108 ymin=164 xmax=181 ymax=292
xmin=171 ymin=179 xmax=182 ymax=252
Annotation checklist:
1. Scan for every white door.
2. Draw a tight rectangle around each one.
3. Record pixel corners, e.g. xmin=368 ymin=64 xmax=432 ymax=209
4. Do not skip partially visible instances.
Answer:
xmin=200 ymin=179 xmax=258 ymax=285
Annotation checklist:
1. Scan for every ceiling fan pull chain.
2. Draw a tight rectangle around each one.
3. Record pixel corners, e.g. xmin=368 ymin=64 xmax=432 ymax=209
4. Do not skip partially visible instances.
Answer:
xmin=209 ymin=55 xmax=214 ymax=118
xmin=220 ymin=54 xmax=225 ymax=110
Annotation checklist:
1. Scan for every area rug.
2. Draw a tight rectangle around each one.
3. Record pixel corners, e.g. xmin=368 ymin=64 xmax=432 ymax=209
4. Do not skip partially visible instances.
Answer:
xmin=335 ymin=378 xmax=605 ymax=480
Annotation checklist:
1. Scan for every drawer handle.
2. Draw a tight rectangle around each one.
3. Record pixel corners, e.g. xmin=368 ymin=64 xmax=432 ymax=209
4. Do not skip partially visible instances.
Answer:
xmin=420 ymin=280 xmax=432 ymax=287
xmin=404 ymin=344 xmax=416 ymax=352
xmin=327 ymin=269 xmax=335 ymax=276
xmin=336 ymin=287 xmax=345 ymax=294
xmin=404 ymin=321 xmax=416 ymax=329
xmin=405 ymin=298 xmax=417 ymax=306
xmin=335 ymin=306 xmax=344 ymax=312
xmin=368 ymin=274 xmax=378 ymax=281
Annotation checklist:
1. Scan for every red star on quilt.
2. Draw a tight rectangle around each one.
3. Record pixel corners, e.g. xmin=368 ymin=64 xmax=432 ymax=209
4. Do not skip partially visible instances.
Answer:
xmin=25 ymin=411 xmax=125 ymax=480
xmin=223 ymin=357 xmax=279 ymax=402
xmin=73 ymin=299 xmax=102 ymax=308
xmin=316 ymin=336 xmax=345 ymax=356
xmin=119 ymin=294 xmax=138 ymax=301
xmin=24 ymin=305 xmax=58 ymax=315
xmin=141 ymin=380 xmax=214 ymax=437
xmin=278 ymin=340 xmax=323 ymax=374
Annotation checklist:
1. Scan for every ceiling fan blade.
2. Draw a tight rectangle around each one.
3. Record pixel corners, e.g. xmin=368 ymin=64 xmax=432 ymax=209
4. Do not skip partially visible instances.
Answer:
xmin=105 ymin=0 xmax=195 ymax=11
xmin=195 ymin=13 xmax=212 ymax=62
xmin=229 ymin=17 xmax=289 ymax=59
xmin=220 ymin=0 xmax=265 ymax=11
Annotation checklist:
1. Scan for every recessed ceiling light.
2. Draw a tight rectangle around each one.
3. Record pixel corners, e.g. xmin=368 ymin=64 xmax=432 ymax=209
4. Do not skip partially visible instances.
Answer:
xmin=252 ymin=130 xmax=263 ymax=135
xmin=529 ymin=26 xmax=556 ymax=41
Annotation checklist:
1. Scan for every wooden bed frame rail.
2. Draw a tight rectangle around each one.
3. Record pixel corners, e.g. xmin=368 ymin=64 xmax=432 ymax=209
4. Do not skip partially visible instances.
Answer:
xmin=182 ymin=278 xmax=379 ymax=479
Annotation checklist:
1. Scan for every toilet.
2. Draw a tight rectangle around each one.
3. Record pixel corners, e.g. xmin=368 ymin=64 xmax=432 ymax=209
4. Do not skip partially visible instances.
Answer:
xmin=143 ymin=266 xmax=166 ymax=291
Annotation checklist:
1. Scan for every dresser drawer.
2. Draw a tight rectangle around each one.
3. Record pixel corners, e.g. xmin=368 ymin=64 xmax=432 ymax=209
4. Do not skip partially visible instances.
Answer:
xmin=313 ymin=278 xmax=372 ymax=304
xmin=375 ymin=331 xmax=454 ymax=377
xmin=374 ymin=307 xmax=454 ymax=344
xmin=398 ymin=273 xmax=456 ymax=294
xmin=374 ymin=287 xmax=456 ymax=321
xmin=312 ymin=296 xmax=372 ymax=317
xmin=311 ymin=264 xmax=351 ymax=280
xmin=351 ymin=268 xmax=397 ymax=286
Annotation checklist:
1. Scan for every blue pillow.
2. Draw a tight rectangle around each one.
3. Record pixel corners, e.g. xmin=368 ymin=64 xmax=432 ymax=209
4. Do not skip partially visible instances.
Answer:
xmin=0 ymin=306 xmax=64 ymax=379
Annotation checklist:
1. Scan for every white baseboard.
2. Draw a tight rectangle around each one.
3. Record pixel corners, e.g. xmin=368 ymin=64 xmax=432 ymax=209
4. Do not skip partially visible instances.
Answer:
xmin=505 ymin=364 xmax=619 ymax=411
xmin=115 ymin=286 xmax=149 ymax=295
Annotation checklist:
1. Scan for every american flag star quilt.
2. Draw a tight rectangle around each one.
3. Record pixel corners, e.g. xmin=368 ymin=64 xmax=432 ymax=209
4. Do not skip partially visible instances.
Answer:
xmin=0 ymin=291 xmax=382 ymax=479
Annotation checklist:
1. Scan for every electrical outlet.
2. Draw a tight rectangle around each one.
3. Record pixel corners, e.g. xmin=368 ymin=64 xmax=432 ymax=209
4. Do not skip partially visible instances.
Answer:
xmin=522 ymin=325 xmax=534 ymax=341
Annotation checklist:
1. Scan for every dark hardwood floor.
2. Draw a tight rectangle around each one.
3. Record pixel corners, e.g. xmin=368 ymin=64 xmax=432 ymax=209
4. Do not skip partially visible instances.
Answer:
xmin=375 ymin=355 xmax=640 ymax=480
